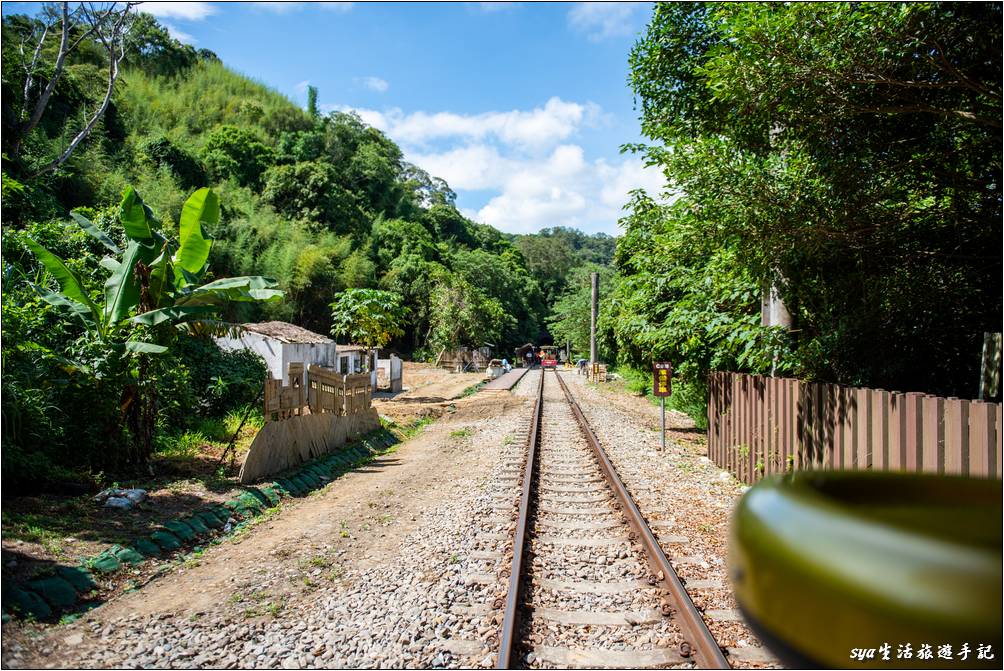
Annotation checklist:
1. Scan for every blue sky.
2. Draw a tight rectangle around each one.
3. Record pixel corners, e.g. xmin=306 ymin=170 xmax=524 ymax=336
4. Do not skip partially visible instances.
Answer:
xmin=10 ymin=2 xmax=664 ymax=235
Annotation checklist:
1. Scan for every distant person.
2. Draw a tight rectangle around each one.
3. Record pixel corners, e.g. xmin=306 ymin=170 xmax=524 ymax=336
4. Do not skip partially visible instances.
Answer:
xmin=501 ymin=358 xmax=511 ymax=373
xmin=525 ymin=350 xmax=533 ymax=368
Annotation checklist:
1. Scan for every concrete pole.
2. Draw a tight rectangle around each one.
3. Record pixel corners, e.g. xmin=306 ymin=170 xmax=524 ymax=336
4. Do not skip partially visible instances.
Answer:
xmin=590 ymin=272 xmax=599 ymax=367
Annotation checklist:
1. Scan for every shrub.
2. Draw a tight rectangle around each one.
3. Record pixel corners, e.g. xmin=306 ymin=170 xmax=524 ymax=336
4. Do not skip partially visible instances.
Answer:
xmin=139 ymin=136 xmax=207 ymax=189
xmin=201 ymin=125 xmax=272 ymax=187
xmin=178 ymin=338 xmax=268 ymax=417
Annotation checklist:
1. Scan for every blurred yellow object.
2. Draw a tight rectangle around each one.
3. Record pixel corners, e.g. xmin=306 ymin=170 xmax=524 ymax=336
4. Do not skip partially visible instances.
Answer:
xmin=730 ymin=471 xmax=1002 ymax=668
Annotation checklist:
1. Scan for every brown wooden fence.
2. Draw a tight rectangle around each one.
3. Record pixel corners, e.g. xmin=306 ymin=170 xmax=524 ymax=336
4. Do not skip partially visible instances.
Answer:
xmin=707 ymin=371 xmax=1002 ymax=483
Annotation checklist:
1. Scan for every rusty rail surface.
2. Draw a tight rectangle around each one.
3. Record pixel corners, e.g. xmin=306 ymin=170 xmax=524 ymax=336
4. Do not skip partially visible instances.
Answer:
xmin=555 ymin=372 xmax=729 ymax=669
xmin=496 ymin=370 xmax=728 ymax=669
xmin=497 ymin=370 xmax=543 ymax=669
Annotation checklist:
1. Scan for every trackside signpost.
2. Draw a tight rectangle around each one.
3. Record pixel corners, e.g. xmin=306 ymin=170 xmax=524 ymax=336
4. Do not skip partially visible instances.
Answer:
xmin=653 ymin=362 xmax=672 ymax=451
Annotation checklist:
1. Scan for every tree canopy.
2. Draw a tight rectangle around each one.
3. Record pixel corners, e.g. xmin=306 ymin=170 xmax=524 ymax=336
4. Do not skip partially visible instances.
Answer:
xmin=613 ymin=1 xmax=1002 ymax=400
xmin=329 ymin=288 xmax=407 ymax=350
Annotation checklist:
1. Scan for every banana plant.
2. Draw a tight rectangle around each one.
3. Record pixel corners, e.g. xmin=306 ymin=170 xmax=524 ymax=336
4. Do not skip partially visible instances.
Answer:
xmin=25 ymin=186 xmax=283 ymax=354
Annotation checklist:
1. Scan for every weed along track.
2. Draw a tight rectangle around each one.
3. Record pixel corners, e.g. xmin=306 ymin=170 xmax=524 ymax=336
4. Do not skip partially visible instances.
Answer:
xmin=497 ymin=370 xmax=729 ymax=669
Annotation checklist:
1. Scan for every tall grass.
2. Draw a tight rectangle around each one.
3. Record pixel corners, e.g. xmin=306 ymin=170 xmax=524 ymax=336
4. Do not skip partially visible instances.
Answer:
xmin=118 ymin=61 xmax=308 ymax=145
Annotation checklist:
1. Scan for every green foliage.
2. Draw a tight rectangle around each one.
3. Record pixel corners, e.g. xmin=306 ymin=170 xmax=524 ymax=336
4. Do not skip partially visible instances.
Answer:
xmin=547 ymin=264 xmax=618 ymax=361
xmin=428 ymin=275 xmax=514 ymax=352
xmin=177 ymin=337 xmax=268 ymax=417
xmin=329 ymin=289 xmax=407 ymax=349
xmin=261 ymin=161 xmax=364 ymax=235
xmin=202 ymin=125 xmax=273 ymax=187
xmin=514 ymin=227 xmax=616 ymax=304
xmin=621 ymin=2 xmax=1001 ymax=399
xmin=138 ymin=136 xmax=206 ymax=189
xmin=306 ymin=85 xmax=319 ymax=120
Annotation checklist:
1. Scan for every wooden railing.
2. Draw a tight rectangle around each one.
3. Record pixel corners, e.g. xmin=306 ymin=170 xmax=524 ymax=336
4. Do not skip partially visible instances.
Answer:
xmin=263 ymin=362 xmax=372 ymax=422
xmin=707 ymin=371 xmax=1002 ymax=483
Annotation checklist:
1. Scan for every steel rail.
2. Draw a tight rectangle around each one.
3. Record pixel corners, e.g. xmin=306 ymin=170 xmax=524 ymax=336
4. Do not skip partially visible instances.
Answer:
xmin=496 ymin=370 xmax=543 ymax=669
xmin=555 ymin=372 xmax=730 ymax=669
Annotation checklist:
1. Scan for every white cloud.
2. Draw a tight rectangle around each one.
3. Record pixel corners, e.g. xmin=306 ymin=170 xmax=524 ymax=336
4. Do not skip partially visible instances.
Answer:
xmin=474 ymin=149 xmax=664 ymax=234
xmin=336 ymin=97 xmax=604 ymax=152
xmin=326 ymin=97 xmax=661 ymax=234
xmin=253 ymin=2 xmax=303 ymax=14
xmin=162 ymin=21 xmax=196 ymax=44
xmin=412 ymin=143 xmax=664 ymax=234
xmin=410 ymin=144 xmax=513 ymax=191
xmin=320 ymin=1 xmax=355 ymax=12
xmin=250 ymin=2 xmax=353 ymax=13
xmin=568 ymin=2 xmax=645 ymax=41
xmin=359 ymin=76 xmax=389 ymax=93
xmin=294 ymin=80 xmax=311 ymax=94
xmin=474 ymin=2 xmax=521 ymax=12
xmin=139 ymin=2 xmax=216 ymax=21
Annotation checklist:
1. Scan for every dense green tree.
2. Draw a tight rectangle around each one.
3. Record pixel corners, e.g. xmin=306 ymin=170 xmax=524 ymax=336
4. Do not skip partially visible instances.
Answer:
xmin=620 ymin=1 xmax=1002 ymax=397
xmin=371 ymin=217 xmax=438 ymax=270
xmin=428 ymin=276 xmax=514 ymax=353
xmin=330 ymin=288 xmax=407 ymax=349
xmin=125 ymin=12 xmax=198 ymax=77
xmin=547 ymin=264 xmax=618 ymax=361
xmin=138 ymin=136 xmax=206 ymax=189
xmin=451 ymin=247 xmax=544 ymax=345
xmin=514 ymin=227 xmax=616 ymax=304
xmin=261 ymin=160 xmax=365 ymax=235
xmin=307 ymin=85 xmax=319 ymax=120
xmin=201 ymin=125 xmax=273 ymax=187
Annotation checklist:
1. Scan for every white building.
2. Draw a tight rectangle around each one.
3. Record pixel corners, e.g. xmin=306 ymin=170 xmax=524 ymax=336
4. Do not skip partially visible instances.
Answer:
xmin=215 ymin=321 xmax=366 ymax=384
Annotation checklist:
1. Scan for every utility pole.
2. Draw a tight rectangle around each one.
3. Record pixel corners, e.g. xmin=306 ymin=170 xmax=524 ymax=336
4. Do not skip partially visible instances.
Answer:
xmin=590 ymin=272 xmax=599 ymax=368
xmin=762 ymin=278 xmax=792 ymax=377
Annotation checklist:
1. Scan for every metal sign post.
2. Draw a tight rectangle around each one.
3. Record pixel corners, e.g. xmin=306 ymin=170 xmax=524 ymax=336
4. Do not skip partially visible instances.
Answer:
xmin=652 ymin=362 xmax=672 ymax=451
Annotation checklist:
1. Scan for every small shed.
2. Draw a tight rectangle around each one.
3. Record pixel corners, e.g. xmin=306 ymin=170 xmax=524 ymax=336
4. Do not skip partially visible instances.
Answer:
xmin=215 ymin=321 xmax=365 ymax=384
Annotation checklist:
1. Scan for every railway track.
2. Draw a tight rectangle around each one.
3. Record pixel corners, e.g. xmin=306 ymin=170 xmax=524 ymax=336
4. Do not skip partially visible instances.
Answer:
xmin=497 ymin=370 xmax=729 ymax=669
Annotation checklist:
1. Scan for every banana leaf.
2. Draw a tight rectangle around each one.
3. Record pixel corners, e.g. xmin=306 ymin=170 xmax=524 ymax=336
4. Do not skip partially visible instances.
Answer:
xmin=118 ymin=186 xmax=154 ymax=242
xmin=70 ymin=212 xmax=120 ymax=254
xmin=175 ymin=276 xmax=284 ymax=306
xmin=122 ymin=341 xmax=168 ymax=354
xmin=174 ymin=188 xmax=218 ymax=286
xmin=26 ymin=281 xmax=96 ymax=329
xmin=129 ymin=305 xmax=219 ymax=327
xmin=23 ymin=238 xmax=100 ymax=325
xmin=98 ymin=256 xmax=121 ymax=273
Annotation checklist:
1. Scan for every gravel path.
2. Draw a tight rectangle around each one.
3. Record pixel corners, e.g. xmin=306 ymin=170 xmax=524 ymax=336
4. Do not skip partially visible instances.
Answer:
xmin=559 ymin=372 xmax=781 ymax=669
xmin=4 ymin=382 xmax=536 ymax=670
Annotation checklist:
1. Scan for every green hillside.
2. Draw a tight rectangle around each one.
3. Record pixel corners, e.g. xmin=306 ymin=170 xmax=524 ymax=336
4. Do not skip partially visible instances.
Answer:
xmin=1 ymin=12 xmax=610 ymax=489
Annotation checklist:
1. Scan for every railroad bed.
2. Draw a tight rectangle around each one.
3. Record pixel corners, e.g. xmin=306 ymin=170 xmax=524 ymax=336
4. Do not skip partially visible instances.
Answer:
xmin=496 ymin=371 xmax=729 ymax=669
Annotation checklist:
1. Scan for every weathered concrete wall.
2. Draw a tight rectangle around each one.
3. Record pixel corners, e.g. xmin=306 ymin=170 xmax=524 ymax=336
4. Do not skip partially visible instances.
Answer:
xmin=376 ymin=354 xmax=403 ymax=392
xmin=215 ymin=333 xmax=349 ymax=385
xmin=238 ymin=408 xmax=380 ymax=484
xmin=281 ymin=342 xmax=340 ymax=385
xmin=216 ymin=332 xmax=285 ymax=381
